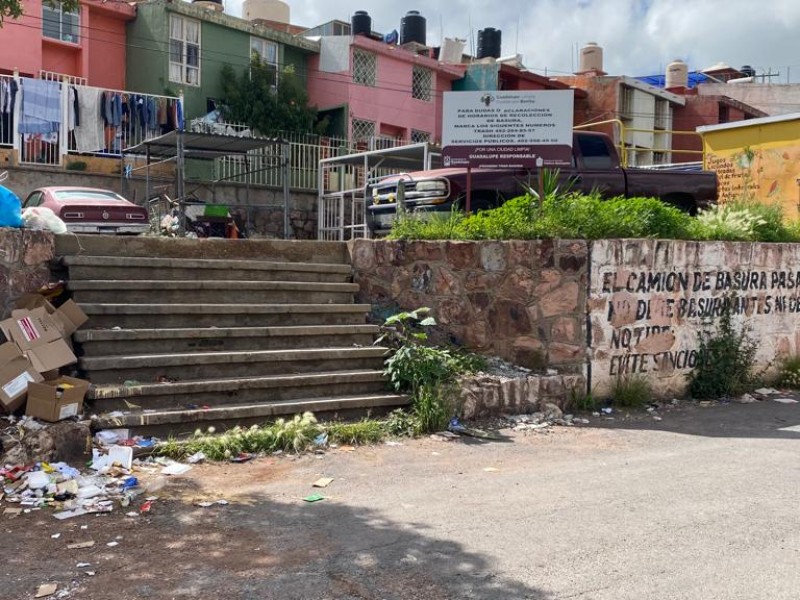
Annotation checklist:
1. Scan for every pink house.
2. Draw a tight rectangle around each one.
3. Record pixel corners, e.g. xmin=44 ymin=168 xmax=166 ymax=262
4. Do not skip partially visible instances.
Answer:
xmin=306 ymin=35 xmax=464 ymax=145
xmin=0 ymin=0 xmax=134 ymax=89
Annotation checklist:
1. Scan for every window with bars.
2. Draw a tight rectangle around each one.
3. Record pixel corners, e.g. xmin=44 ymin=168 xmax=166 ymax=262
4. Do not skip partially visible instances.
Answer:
xmin=351 ymin=118 xmax=376 ymax=143
xmin=412 ymin=66 xmax=432 ymax=101
xmin=169 ymin=15 xmax=201 ymax=86
xmin=250 ymin=37 xmax=279 ymax=89
xmin=411 ymin=129 xmax=430 ymax=143
xmin=42 ymin=5 xmax=79 ymax=43
xmin=353 ymin=49 xmax=377 ymax=87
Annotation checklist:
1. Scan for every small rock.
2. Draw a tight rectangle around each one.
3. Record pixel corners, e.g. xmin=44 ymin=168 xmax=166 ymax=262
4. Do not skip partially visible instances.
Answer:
xmin=592 ymin=411 xmax=601 ymax=417
xmin=652 ymin=415 xmax=663 ymax=421
xmin=755 ymin=387 xmax=779 ymax=396
xmin=671 ymin=398 xmax=680 ymax=405
xmin=541 ymin=403 xmax=563 ymax=420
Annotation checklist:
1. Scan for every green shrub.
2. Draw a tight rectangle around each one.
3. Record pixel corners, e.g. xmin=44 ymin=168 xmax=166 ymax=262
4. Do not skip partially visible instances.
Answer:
xmin=327 ymin=420 xmax=386 ymax=445
xmin=610 ymin=375 xmax=652 ymax=407
xmin=778 ymin=355 xmax=800 ymax=389
xmin=688 ymin=302 xmax=758 ymax=399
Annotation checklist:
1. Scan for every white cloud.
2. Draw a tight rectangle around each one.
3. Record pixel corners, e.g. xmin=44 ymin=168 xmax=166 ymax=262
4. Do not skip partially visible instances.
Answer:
xmin=227 ymin=0 xmax=800 ymax=82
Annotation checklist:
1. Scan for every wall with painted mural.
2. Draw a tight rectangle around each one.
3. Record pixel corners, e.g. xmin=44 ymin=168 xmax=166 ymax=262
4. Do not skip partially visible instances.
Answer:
xmin=589 ymin=239 xmax=800 ymax=397
xmin=700 ymin=114 xmax=800 ymax=216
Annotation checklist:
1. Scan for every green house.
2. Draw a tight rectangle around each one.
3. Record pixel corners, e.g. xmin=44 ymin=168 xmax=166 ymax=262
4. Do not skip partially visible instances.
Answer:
xmin=126 ymin=0 xmax=319 ymax=121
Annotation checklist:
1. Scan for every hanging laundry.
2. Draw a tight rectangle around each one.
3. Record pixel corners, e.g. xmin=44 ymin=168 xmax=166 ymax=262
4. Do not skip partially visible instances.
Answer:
xmin=18 ymin=78 xmax=61 ymax=135
xmin=74 ymin=87 xmax=103 ymax=152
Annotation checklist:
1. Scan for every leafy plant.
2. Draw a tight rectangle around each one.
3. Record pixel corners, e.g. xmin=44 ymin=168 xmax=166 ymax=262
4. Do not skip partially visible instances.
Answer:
xmin=688 ymin=300 xmax=758 ymax=399
xmin=692 ymin=204 xmax=768 ymax=241
xmin=569 ymin=388 xmax=597 ymax=412
xmin=383 ymin=408 xmax=419 ymax=437
xmin=610 ymin=375 xmax=652 ymax=407
xmin=378 ymin=308 xmax=483 ymax=433
xmin=778 ymin=355 xmax=800 ymax=389
xmin=327 ymin=420 xmax=386 ymax=445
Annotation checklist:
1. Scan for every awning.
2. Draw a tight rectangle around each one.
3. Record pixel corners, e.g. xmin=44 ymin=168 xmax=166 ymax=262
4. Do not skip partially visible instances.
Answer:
xmin=125 ymin=131 xmax=283 ymax=159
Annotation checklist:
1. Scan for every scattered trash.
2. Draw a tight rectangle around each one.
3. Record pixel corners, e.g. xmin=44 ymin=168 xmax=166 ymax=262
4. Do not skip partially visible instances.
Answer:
xmin=35 ymin=583 xmax=57 ymax=598
xmin=601 ymin=407 xmax=613 ymax=414
xmin=302 ymin=494 xmax=325 ymax=503
xmin=51 ymin=533 xmax=61 ymax=539
xmin=735 ymin=394 xmax=759 ymax=404
xmin=755 ymin=387 xmax=779 ymax=396
xmin=229 ymin=453 xmax=256 ymax=463
xmin=448 ymin=417 xmax=501 ymax=439
xmin=161 ymin=462 xmax=192 ymax=476
xmin=652 ymin=415 xmax=663 ymax=421
xmin=430 ymin=431 xmax=460 ymax=441
xmin=384 ymin=440 xmax=403 ymax=446
xmin=773 ymin=398 xmax=799 ymax=404
xmin=313 ymin=432 xmax=329 ymax=447
xmin=187 ymin=452 xmax=206 ymax=464
xmin=76 ymin=563 xmax=91 ymax=568
xmin=312 ymin=477 xmax=334 ymax=488
xmin=195 ymin=499 xmax=229 ymax=508
xmin=139 ymin=500 xmax=153 ymax=513
xmin=483 ymin=467 xmax=500 ymax=473
xmin=67 ymin=541 xmax=95 ymax=549
xmin=106 ymin=541 xmax=118 ymax=547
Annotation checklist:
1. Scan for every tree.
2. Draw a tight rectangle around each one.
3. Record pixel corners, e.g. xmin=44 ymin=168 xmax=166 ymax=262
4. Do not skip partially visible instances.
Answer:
xmin=0 ymin=0 xmax=79 ymax=25
xmin=220 ymin=58 xmax=326 ymax=136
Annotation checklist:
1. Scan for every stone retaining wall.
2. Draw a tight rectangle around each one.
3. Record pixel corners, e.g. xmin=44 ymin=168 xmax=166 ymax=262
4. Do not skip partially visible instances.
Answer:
xmin=458 ymin=373 xmax=586 ymax=419
xmin=349 ymin=240 xmax=588 ymax=373
xmin=0 ymin=229 xmax=56 ymax=317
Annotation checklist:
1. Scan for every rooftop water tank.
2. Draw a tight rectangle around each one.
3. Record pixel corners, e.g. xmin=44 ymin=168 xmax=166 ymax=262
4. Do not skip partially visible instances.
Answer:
xmin=476 ymin=28 xmax=502 ymax=59
xmin=665 ymin=59 xmax=689 ymax=89
xmin=740 ymin=65 xmax=756 ymax=78
xmin=579 ymin=42 xmax=603 ymax=73
xmin=400 ymin=10 xmax=426 ymax=46
xmin=242 ymin=0 xmax=290 ymax=23
xmin=192 ymin=0 xmax=223 ymax=12
xmin=351 ymin=10 xmax=372 ymax=36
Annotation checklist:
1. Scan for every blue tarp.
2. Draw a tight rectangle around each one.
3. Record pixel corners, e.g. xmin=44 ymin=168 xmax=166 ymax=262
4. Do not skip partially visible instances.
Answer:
xmin=635 ymin=72 xmax=711 ymax=89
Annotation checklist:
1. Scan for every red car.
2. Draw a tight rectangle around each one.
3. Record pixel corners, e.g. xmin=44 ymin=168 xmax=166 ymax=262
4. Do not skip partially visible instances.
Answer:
xmin=22 ymin=187 xmax=149 ymax=235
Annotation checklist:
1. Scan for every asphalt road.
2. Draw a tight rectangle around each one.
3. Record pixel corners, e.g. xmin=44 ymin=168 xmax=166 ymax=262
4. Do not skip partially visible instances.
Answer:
xmin=4 ymin=399 xmax=800 ymax=599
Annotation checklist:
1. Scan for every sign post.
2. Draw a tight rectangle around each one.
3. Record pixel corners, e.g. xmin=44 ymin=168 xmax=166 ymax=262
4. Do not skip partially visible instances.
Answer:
xmin=442 ymin=90 xmax=574 ymax=172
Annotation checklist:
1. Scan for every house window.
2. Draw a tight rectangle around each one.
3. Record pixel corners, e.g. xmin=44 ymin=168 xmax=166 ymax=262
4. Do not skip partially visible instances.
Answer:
xmin=42 ymin=5 xmax=79 ymax=43
xmin=411 ymin=129 xmax=430 ymax=143
xmin=351 ymin=118 xmax=375 ymax=143
xmin=353 ymin=49 xmax=377 ymax=87
xmin=654 ymin=98 xmax=669 ymax=129
xmin=169 ymin=15 xmax=201 ymax=86
xmin=412 ymin=66 xmax=432 ymax=101
xmin=719 ymin=104 xmax=730 ymax=124
xmin=250 ymin=37 xmax=278 ymax=89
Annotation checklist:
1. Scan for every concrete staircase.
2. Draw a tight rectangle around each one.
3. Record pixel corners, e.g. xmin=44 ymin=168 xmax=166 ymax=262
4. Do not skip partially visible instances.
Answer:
xmin=55 ymin=236 xmax=406 ymax=436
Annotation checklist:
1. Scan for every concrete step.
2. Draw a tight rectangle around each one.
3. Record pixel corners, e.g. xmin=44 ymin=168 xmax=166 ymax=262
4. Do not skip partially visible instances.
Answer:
xmin=80 ymin=346 xmax=389 ymax=384
xmin=55 ymin=235 xmax=349 ymax=264
xmin=91 ymin=393 xmax=409 ymax=437
xmin=88 ymin=370 xmax=389 ymax=411
xmin=61 ymin=256 xmax=352 ymax=283
xmin=75 ymin=325 xmax=379 ymax=356
xmin=68 ymin=280 xmax=359 ymax=305
xmin=80 ymin=303 xmax=372 ymax=329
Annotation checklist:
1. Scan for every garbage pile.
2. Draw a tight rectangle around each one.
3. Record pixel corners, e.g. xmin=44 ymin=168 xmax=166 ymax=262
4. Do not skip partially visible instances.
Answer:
xmin=504 ymin=404 xmax=591 ymax=433
xmin=1 ymin=430 xmax=192 ymax=521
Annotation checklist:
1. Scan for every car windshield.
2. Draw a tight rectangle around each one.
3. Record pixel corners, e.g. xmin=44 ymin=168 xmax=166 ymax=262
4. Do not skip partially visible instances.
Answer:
xmin=53 ymin=190 xmax=126 ymax=202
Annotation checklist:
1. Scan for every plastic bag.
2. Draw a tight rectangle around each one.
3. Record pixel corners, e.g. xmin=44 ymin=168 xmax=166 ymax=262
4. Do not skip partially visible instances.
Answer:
xmin=22 ymin=206 xmax=68 ymax=234
xmin=0 ymin=185 xmax=23 ymax=228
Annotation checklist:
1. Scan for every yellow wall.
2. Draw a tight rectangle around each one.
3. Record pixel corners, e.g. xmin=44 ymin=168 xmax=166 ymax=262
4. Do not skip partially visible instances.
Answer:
xmin=703 ymin=118 xmax=800 ymax=217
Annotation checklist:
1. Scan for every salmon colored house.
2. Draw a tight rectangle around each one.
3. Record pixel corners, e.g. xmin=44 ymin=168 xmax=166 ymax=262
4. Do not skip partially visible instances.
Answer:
xmin=306 ymin=34 xmax=464 ymax=145
xmin=0 ymin=0 xmax=134 ymax=89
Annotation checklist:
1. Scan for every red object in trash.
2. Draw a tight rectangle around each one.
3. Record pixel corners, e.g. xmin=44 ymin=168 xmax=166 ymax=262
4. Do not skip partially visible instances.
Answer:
xmin=140 ymin=500 xmax=153 ymax=513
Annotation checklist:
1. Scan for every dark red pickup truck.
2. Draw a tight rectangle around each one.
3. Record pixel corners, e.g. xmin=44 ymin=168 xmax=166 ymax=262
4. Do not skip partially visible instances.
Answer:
xmin=366 ymin=131 xmax=718 ymax=235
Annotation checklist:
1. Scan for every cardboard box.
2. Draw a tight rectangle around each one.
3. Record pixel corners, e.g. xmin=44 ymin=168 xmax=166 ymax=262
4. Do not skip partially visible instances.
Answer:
xmin=25 ymin=376 xmax=89 ymax=422
xmin=14 ymin=295 xmax=88 ymax=337
xmin=0 ymin=308 xmax=78 ymax=373
xmin=0 ymin=342 xmax=44 ymax=413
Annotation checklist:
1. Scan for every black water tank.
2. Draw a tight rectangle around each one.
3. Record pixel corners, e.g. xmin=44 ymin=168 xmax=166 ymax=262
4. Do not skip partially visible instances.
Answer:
xmin=351 ymin=11 xmax=372 ymax=36
xmin=400 ymin=10 xmax=426 ymax=45
xmin=740 ymin=65 xmax=756 ymax=78
xmin=477 ymin=28 xmax=502 ymax=59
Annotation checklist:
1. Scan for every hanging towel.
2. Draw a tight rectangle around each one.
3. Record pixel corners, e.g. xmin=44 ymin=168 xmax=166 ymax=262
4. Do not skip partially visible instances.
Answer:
xmin=74 ymin=87 xmax=104 ymax=152
xmin=19 ymin=79 xmax=61 ymax=134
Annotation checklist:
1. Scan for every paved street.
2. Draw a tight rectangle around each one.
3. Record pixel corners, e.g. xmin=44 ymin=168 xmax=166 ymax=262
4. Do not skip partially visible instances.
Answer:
xmin=4 ymin=400 xmax=800 ymax=599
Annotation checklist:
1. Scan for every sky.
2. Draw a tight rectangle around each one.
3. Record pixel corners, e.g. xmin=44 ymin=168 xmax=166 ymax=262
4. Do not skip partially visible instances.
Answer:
xmin=226 ymin=0 xmax=800 ymax=82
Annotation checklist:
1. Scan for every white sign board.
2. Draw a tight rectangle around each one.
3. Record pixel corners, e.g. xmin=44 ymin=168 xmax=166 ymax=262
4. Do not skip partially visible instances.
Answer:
xmin=441 ymin=90 xmax=574 ymax=169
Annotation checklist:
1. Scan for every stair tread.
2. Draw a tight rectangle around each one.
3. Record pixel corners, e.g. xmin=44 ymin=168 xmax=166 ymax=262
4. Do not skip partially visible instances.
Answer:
xmin=78 ymin=303 xmax=372 ymax=314
xmin=68 ymin=280 xmax=359 ymax=291
xmin=75 ymin=324 xmax=379 ymax=342
xmin=90 ymin=370 xmax=388 ymax=399
xmin=80 ymin=346 xmax=388 ymax=369
xmin=62 ymin=255 xmax=352 ymax=273
xmin=91 ymin=393 xmax=408 ymax=427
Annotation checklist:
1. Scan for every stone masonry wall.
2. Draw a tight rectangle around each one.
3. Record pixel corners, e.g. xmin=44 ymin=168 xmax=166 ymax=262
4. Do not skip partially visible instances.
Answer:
xmin=349 ymin=240 xmax=588 ymax=372
xmin=0 ymin=229 xmax=56 ymax=317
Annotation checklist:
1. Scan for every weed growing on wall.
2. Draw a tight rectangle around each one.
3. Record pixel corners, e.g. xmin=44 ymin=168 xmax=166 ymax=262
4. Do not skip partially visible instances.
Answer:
xmin=688 ymin=301 xmax=758 ymax=399
xmin=378 ymin=308 xmax=484 ymax=433
xmin=778 ymin=356 xmax=800 ymax=389
xmin=610 ymin=375 xmax=653 ymax=407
